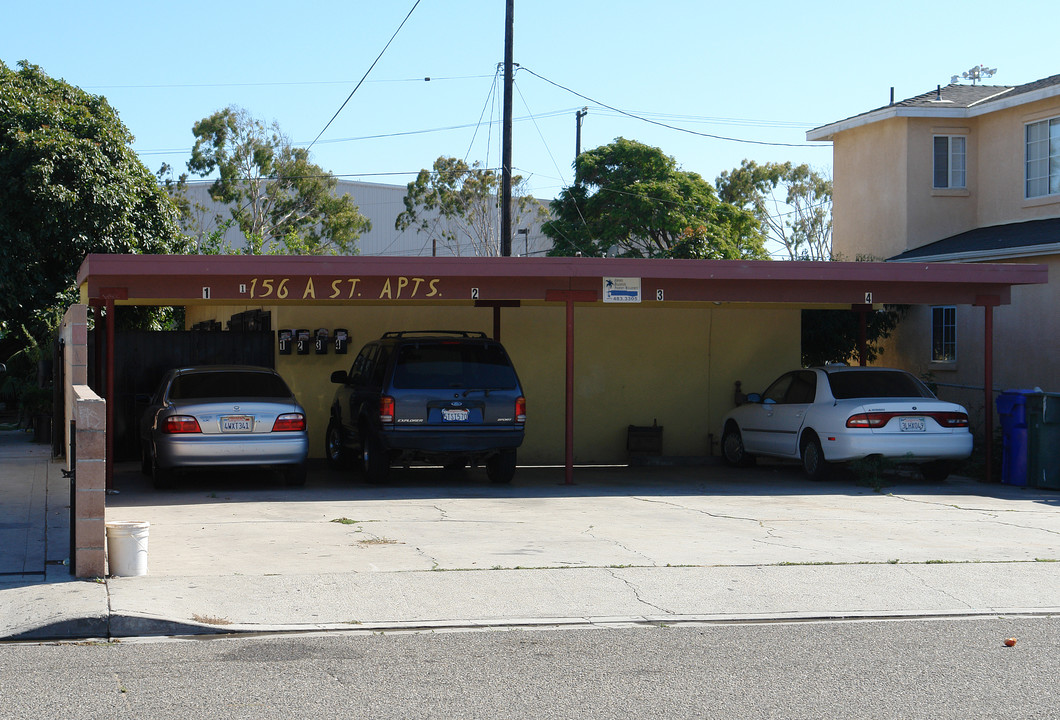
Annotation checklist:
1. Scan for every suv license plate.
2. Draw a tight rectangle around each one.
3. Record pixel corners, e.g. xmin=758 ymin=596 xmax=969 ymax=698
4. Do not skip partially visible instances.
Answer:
xmin=899 ymin=417 xmax=925 ymax=432
xmin=442 ymin=408 xmax=469 ymax=423
xmin=222 ymin=415 xmax=253 ymax=432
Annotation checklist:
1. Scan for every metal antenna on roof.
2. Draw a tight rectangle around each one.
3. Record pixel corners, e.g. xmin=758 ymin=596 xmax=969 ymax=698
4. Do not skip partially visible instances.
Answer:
xmin=953 ymin=65 xmax=998 ymax=85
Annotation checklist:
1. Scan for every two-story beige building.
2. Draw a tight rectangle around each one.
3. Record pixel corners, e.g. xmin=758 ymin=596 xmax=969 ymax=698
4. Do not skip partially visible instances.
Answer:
xmin=808 ymin=73 xmax=1060 ymax=422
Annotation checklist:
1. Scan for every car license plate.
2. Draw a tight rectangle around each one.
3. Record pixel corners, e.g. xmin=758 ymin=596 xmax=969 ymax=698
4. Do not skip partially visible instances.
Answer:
xmin=899 ymin=416 xmax=926 ymax=432
xmin=442 ymin=408 xmax=469 ymax=422
xmin=221 ymin=415 xmax=253 ymax=432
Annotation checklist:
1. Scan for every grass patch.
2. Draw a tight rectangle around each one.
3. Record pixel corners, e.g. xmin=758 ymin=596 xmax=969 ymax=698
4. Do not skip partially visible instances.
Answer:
xmin=192 ymin=614 xmax=233 ymax=626
xmin=331 ymin=517 xmax=360 ymax=525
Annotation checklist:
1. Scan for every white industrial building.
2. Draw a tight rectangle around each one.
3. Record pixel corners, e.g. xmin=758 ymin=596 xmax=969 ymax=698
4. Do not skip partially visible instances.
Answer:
xmin=182 ymin=179 xmax=554 ymax=258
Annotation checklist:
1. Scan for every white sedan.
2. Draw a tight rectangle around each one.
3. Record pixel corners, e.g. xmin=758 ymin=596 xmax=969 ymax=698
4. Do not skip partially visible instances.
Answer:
xmin=721 ymin=367 xmax=973 ymax=480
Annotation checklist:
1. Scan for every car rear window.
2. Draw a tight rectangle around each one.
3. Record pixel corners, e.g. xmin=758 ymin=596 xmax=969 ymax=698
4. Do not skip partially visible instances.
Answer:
xmin=169 ymin=371 xmax=293 ymax=400
xmin=392 ymin=342 xmax=518 ymax=390
xmin=827 ymin=371 xmax=934 ymax=400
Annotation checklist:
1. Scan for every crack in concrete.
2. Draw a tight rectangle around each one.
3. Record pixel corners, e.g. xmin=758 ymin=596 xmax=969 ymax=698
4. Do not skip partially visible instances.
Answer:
xmin=581 ymin=525 xmax=658 ymax=566
xmin=630 ymin=496 xmax=764 ymax=524
xmin=605 ymin=568 xmax=672 ymax=614
xmin=901 ymin=565 xmax=973 ymax=609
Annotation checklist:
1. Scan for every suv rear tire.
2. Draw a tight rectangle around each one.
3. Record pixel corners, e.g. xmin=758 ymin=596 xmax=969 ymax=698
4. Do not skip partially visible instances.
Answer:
xmin=363 ymin=431 xmax=390 ymax=483
xmin=325 ymin=418 xmax=350 ymax=469
xmin=486 ymin=449 xmax=517 ymax=484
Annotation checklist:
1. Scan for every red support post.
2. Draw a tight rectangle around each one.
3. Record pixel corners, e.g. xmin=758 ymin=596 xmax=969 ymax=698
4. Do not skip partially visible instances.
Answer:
xmin=105 ymin=298 xmax=115 ymax=492
xmin=976 ymin=296 xmax=1000 ymax=484
xmin=564 ymin=296 xmax=575 ymax=485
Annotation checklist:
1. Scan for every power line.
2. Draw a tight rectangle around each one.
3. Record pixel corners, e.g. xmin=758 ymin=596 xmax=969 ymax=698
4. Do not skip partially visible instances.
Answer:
xmin=520 ymin=66 xmax=828 ymax=149
xmin=307 ymin=0 xmax=423 ymax=152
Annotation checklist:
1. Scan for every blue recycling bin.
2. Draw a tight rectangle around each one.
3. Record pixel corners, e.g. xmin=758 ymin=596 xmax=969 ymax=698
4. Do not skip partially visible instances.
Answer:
xmin=997 ymin=391 xmax=1035 ymax=486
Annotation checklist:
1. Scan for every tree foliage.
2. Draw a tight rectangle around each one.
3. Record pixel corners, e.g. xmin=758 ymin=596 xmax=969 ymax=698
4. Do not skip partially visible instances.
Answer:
xmin=396 ymin=156 xmax=545 ymax=256
xmin=0 ymin=60 xmax=184 ymax=351
xmin=716 ymin=159 xmax=832 ymax=261
xmin=187 ymin=106 xmax=370 ymax=255
xmin=543 ymin=138 xmax=767 ymax=259
xmin=801 ymin=306 xmax=907 ymax=367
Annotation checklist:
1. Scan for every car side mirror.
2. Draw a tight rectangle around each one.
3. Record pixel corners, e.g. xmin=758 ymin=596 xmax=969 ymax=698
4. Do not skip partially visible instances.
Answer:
xmin=746 ymin=393 xmax=762 ymax=404
xmin=330 ymin=370 xmax=349 ymax=384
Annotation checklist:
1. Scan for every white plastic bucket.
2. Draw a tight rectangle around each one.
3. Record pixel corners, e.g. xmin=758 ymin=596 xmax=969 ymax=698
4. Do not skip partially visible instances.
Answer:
xmin=106 ymin=521 xmax=150 ymax=577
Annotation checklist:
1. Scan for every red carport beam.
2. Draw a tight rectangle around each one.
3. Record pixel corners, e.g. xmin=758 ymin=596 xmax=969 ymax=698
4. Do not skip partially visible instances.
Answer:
xmin=546 ymin=289 xmax=596 ymax=485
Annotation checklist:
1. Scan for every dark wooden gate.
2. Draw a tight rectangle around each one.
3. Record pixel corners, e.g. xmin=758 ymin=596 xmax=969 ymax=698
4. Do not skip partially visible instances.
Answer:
xmin=90 ymin=330 xmax=275 ymax=460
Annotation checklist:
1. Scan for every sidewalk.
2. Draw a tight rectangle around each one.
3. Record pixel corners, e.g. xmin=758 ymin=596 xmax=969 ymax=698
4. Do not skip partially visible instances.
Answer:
xmin=3 ymin=430 xmax=1060 ymax=641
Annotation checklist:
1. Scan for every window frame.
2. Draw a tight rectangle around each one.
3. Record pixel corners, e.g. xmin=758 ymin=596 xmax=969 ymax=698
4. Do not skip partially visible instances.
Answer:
xmin=931 ymin=306 xmax=957 ymax=364
xmin=933 ymin=135 xmax=967 ymax=189
xmin=1025 ymin=116 xmax=1060 ymax=199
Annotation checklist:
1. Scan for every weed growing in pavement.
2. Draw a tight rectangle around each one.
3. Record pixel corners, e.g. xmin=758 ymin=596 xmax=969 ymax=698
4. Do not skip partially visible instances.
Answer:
xmin=331 ymin=518 xmax=360 ymax=525
xmin=849 ymin=455 xmax=901 ymax=492
xmin=357 ymin=537 xmax=400 ymax=546
xmin=1035 ymin=558 xmax=1058 ymax=562
xmin=192 ymin=614 xmax=232 ymax=626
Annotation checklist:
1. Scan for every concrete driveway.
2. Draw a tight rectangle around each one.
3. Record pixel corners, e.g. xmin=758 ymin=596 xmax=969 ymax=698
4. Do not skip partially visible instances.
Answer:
xmin=104 ymin=459 xmax=1060 ymax=577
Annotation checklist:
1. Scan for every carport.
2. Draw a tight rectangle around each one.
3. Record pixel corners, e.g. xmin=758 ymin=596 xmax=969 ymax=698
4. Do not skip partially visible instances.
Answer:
xmin=73 ymin=253 xmax=1045 ymax=488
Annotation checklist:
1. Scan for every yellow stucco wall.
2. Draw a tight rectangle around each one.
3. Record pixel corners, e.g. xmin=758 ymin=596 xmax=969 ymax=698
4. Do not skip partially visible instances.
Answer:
xmin=185 ymin=303 xmax=801 ymax=464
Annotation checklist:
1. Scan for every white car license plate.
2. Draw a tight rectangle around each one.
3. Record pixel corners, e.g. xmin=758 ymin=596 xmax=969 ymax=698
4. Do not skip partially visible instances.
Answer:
xmin=442 ymin=408 xmax=469 ymax=422
xmin=221 ymin=415 xmax=253 ymax=432
xmin=899 ymin=416 xmax=926 ymax=432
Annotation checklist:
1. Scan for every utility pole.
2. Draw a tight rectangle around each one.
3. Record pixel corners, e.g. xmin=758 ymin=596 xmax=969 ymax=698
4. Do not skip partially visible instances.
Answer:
xmin=500 ymin=0 xmax=514 ymax=257
xmin=575 ymin=107 xmax=588 ymax=162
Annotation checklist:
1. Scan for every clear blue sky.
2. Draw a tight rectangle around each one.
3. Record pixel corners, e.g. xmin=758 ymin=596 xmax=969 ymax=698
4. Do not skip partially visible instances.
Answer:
xmin=1 ymin=0 xmax=1049 ymax=202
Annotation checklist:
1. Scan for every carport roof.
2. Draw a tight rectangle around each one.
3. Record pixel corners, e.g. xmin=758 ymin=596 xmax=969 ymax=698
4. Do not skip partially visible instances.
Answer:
xmin=76 ymin=254 xmax=1045 ymax=307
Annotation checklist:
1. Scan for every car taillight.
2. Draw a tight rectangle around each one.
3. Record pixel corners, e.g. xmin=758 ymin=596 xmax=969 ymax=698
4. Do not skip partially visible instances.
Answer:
xmin=380 ymin=396 xmax=395 ymax=423
xmin=846 ymin=411 xmax=970 ymax=428
xmin=846 ymin=413 xmax=890 ymax=428
xmin=515 ymin=396 xmax=526 ymax=423
xmin=930 ymin=412 xmax=969 ymax=427
xmin=163 ymin=416 xmax=201 ymax=434
xmin=272 ymin=413 xmax=306 ymax=432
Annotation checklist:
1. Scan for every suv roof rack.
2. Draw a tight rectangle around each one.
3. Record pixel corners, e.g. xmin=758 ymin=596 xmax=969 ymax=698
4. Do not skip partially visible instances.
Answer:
xmin=380 ymin=330 xmax=489 ymax=339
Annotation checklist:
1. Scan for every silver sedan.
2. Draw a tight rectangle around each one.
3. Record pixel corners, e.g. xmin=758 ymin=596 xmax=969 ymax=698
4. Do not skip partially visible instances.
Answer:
xmin=140 ymin=366 xmax=308 ymax=488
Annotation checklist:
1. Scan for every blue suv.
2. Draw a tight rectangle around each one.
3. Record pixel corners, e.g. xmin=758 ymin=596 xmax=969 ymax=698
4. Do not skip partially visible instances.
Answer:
xmin=326 ymin=331 xmax=526 ymax=483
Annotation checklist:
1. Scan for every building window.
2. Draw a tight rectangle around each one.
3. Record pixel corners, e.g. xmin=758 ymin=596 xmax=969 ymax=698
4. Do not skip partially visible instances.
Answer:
xmin=931 ymin=306 xmax=956 ymax=363
xmin=933 ymin=136 xmax=966 ymax=189
xmin=1026 ymin=117 xmax=1060 ymax=198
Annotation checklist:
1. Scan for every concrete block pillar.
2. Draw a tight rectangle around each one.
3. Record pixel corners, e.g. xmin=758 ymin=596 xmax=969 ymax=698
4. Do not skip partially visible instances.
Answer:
xmin=72 ymin=385 xmax=106 ymax=578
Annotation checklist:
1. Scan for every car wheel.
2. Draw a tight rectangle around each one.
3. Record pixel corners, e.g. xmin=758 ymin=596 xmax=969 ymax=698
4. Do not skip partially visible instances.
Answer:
xmin=921 ymin=460 xmax=952 ymax=482
xmin=363 ymin=431 xmax=390 ymax=483
xmin=801 ymin=434 xmax=831 ymax=480
xmin=486 ymin=450 xmax=517 ymax=484
xmin=140 ymin=443 xmax=152 ymax=476
xmin=284 ymin=463 xmax=307 ymax=486
xmin=721 ymin=425 xmax=755 ymax=467
xmin=325 ymin=418 xmax=349 ymax=470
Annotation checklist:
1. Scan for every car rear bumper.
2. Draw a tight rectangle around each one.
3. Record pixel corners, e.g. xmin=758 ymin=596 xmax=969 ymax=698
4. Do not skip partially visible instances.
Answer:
xmin=820 ymin=431 xmax=973 ymax=463
xmin=379 ymin=426 xmax=525 ymax=454
xmin=154 ymin=433 xmax=309 ymax=469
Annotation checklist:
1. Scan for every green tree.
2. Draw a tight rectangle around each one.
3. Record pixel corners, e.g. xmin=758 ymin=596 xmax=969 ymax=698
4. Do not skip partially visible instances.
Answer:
xmin=186 ymin=106 xmax=369 ymax=255
xmin=716 ymin=159 xmax=832 ymax=261
xmin=543 ymin=138 xmax=767 ymax=259
xmin=0 ymin=60 xmax=184 ymax=353
xmin=800 ymin=306 xmax=907 ymax=367
xmin=396 ymin=156 xmax=545 ymax=256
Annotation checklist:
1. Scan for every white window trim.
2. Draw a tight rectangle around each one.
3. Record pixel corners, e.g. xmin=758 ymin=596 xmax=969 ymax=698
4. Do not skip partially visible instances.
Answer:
xmin=933 ymin=135 xmax=967 ymax=190
xmin=930 ymin=305 xmax=957 ymax=364
xmin=1025 ymin=115 xmax=1060 ymax=200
